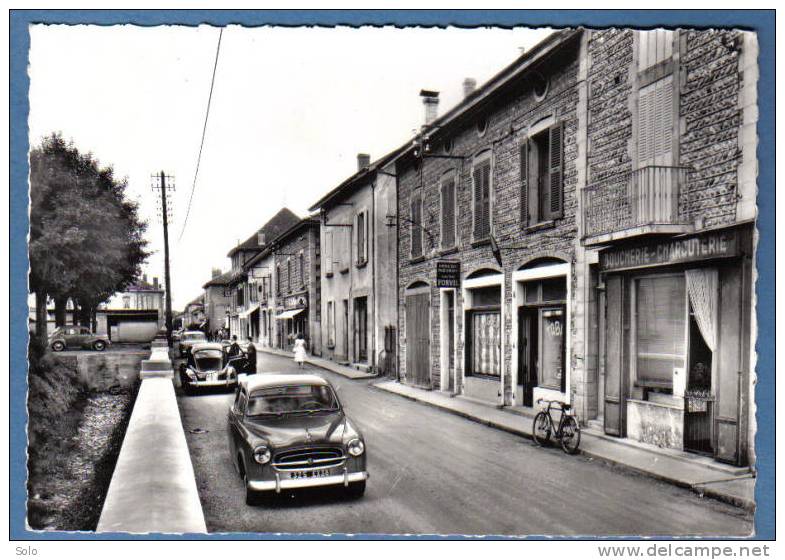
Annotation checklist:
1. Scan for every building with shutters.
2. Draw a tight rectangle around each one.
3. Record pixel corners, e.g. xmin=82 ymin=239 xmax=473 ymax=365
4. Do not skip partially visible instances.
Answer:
xmin=581 ymin=29 xmax=758 ymax=466
xmin=308 ymin=152 xmax=401 ymax=372
xmin=396 ymin=29 xmax=587 ymax=408
xmin=202 ymin=268 xmax=235 ymax=335
xmin=265 ymin=215 xmax=321 ymax=354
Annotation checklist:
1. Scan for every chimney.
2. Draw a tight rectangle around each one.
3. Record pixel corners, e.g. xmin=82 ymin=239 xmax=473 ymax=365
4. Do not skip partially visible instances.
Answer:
xmin=420 ymin=89 xmax=440 ymax=125
xmin=462 ymin=78 xmax=477 ymax=99
xmin=212 ymin=267 xmax=221 ymax=278
xmin=357 ymin=153 xmax=371 ymax=171
xmin=153 ymin=277 xmax=159 ymax=289
xmin=257 ymin=232 xmax=266 ymax=246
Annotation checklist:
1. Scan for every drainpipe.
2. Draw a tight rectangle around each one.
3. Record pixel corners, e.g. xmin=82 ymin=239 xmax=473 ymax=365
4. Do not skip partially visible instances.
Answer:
xmin=371 ymin=178 xmax=377 ymax=373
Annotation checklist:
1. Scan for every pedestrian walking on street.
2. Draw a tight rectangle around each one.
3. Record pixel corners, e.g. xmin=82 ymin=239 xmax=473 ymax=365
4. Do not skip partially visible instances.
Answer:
xmin=245 ymin=337 xmax=257 ymax=374
xmin=293 ymin=333 xmax=307 ymax=369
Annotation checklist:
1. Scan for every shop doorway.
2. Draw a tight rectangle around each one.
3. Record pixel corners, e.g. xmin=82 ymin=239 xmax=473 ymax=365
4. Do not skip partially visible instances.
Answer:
xmin=684 ymin=304 xmax=714 ymax=455
xmin=354 ymin=296 xmax=368 ymax=363
xmin=517 ymin=307 xmax=538 ymax=407
xmin=342 ymin=300 xmax=349 ymax=360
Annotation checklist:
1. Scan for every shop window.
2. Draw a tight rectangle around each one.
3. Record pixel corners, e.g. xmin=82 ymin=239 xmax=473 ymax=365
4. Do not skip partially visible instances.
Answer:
xmin=440 ymin=174 xmax=457 ymax=250
xmin=521 ymin=122 xmax=564 ymax=226
xmin=466 ymin=284 xmax=501 ymax=378
xmin=472 ymin=156 xmax=492 ymax=241
xmin=634 ymin=275 xmax=685 ymax=389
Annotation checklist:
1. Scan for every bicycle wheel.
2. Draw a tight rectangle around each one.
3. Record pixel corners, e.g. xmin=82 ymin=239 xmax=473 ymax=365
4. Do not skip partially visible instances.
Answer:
xmin=559 ymin=415 xmax=581 ymax=454
xmin=532 ymin=412 xmax=551 ymax=446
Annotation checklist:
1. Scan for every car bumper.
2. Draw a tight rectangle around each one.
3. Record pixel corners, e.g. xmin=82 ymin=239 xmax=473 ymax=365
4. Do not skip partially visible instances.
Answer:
xmin=184 ymin=378 xmax=236 ymax=388
xmin=248 ymin=470 xmax=368 ymax=493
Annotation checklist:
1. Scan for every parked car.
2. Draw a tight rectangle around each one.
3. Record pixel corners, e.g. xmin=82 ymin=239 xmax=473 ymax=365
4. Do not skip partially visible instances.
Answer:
xmin=48 ymin=326 xmax=111 ymax=352
xmin=228 ymin=374 xmax=367 ymax=505
xmin=179 ymin=342 xmax=239 ymax=394
xmin=178 ymin=330 xmax=207 ymax=357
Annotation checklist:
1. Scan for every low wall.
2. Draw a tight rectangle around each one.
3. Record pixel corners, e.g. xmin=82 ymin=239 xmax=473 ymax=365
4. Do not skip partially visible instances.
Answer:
xmin=52 ymin=352 xmax=146 ymax=391
xmin=96 ymin=349 xmax=206 ymax=533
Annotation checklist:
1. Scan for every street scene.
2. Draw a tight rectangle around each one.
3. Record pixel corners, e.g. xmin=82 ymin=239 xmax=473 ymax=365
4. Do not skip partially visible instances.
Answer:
xmin=22 ymin=20 xmax=763 ymax=540
xmin=178 ymin=352 xmax=750 ymax=536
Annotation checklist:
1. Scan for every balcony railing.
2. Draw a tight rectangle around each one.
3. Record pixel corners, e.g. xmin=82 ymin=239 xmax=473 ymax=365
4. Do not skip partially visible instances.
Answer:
xmin=582 ymin=165 xmax=692 ymax=243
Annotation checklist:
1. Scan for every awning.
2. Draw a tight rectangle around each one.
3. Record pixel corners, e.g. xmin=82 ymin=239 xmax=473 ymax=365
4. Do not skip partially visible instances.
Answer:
xmin=275 ymin=308 xmax=305 ymax=320
xmin=239 ymin=303 xmax=261 ymax=319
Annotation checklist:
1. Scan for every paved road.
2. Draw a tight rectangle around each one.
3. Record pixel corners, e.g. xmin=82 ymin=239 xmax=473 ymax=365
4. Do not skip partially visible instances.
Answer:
xmin=176 ymin=353 xmax=752 ymax=537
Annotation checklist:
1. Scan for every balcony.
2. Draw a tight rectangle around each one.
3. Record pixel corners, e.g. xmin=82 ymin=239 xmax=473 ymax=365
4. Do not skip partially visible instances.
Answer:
xmin=582 ymin=166 xmax=693 ymax=246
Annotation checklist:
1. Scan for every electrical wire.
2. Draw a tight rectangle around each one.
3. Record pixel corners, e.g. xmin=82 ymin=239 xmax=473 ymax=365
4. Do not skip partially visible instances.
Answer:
xmin=179 ymin=27 xmax=223 ymax=241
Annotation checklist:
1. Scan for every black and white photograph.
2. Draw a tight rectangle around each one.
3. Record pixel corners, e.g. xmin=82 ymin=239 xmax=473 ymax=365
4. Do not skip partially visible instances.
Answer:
xmin=12 ymin=9 xmax=775 ymax=545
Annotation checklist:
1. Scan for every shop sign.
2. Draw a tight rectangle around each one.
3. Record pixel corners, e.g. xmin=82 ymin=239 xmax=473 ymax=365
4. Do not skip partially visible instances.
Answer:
xmin=436 ymin=260 xmax=461 ymax=288
xmin=283 ymin=295 xmax=307 ymax=309
xmin=600 ymin=230 xmax=738 ymax=272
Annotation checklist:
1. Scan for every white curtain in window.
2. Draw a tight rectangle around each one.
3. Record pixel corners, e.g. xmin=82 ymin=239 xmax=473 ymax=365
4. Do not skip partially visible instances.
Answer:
xmin=685 ymin=268 xmax=718 ymax=352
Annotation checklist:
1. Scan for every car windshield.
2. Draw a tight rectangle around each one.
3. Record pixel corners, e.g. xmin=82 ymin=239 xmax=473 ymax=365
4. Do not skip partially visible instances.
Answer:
xmin=184 ymin=333 xmax=206 ymax=343
xmin=193 ymin=349 xmax=223 ymax=371
xmin=247 ymin=384 xmax=339 ymax=416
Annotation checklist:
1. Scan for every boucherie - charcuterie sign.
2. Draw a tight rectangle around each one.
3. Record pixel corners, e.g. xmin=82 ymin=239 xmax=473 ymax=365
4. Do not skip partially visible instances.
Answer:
xmin=600 ymin=230 xmax=738 ymax=272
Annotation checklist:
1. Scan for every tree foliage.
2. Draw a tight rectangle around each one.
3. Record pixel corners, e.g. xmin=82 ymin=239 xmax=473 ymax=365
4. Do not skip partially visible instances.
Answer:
xmin=29 ymin=133 xmax=150 ymax=340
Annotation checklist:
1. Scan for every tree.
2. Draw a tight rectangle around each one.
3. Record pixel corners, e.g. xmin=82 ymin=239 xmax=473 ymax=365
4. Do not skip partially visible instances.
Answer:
xmin=29 ymin=133 xmax=150 ymax=343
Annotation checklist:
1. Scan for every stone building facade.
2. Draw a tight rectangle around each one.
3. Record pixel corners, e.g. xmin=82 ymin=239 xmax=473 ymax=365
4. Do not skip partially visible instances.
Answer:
xmin=396 ymin=30 xmax=587 ymax=409
xmin=581 ymin=28 xmax=758 ymax=466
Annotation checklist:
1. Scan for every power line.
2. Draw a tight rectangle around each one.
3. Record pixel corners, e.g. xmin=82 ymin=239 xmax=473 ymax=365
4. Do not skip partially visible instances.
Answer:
xmin=179 ymin=27 xmax=223 ymax=241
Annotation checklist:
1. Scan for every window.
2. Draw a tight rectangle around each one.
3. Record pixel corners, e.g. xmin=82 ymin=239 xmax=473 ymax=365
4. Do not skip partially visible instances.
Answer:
xmin=325 ymin=231 xmax=333 ymax=275
xmin=638 ymin=74 xmax=674 ymax=167
xmin=472 ymin=157 xmax=492 ymax=240
xmin=638 ymin=29 xmax=674 ymax=72
xmin=440 ymin=174 xmax=456 ymax=249
xmin=276 ymin=264 xmax=281 ymax=295
xmin=299 ymin=252 xmax=305 ymax=286
xmin=521 ymin=122 xmax=564 ymax=226
xmin=410 ymin=195 xmax=423 ymax=258
xmin=356 ymin=211 xmax=367 ymax=265
xmin=327 ymin=301 xmax=335 ymax=347
xmin=634 ymin=275 xmax=686 ymax=388
xmin=287 ymin=258 xmax=292 ymax=292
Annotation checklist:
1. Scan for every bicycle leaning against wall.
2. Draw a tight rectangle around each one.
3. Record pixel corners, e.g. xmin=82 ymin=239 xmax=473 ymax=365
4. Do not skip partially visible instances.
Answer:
xmin=532 ymin=398 xmax=581 ymax=454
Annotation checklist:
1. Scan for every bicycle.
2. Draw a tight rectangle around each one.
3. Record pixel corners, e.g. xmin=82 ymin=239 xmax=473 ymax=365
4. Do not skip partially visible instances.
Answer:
xmin=532 ymin=398 xmax=581 ymax=454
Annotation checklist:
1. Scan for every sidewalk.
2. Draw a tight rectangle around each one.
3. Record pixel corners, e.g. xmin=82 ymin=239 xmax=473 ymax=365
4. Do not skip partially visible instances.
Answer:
xmin=373 ymin=380 xmax=756 ymax=512
xmin=255 ymin=345 xmax=376 ymax=380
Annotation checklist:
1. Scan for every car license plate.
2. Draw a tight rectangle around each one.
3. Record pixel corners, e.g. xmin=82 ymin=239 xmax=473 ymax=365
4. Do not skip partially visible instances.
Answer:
xmin=289 ymin=469 xmax=331 ymax=480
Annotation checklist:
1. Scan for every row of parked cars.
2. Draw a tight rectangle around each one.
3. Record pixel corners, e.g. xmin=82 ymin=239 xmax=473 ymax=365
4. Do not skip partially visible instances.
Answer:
xmin=174 ymin=330 xmax=368 ymax=504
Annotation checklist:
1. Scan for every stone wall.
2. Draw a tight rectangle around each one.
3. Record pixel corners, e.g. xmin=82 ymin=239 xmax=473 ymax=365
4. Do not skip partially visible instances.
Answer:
xmin=397 ymin=36 xmax=582 ymax=401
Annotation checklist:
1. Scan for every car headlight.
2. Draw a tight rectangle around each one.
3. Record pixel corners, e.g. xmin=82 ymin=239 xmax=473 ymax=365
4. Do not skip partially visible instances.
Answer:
xmin=227 ymin=366 xmax=236 ymax=377
xmin=186 ymin=369 xmax=197 ymax=380
xmin=253 ymin=445 xmax=271 ymax=464
xmin=347 ymin=438 xmax=365 ymax=457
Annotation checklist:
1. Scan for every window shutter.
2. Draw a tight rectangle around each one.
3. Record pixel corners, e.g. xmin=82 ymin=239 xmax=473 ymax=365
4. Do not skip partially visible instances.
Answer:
xmin=440 ymin=179 xmax=456 ymax=249
xmin=482 ymin=163 xmax=491 ymax=237
xmin=520 ymin=140 xmax=529 ymax=226
xmin=655 ymin=74 xmax=673 ymax=165
xmin=473 ymin=166 xmax=483 ymax=239
xmin=549 ymin=122 xmax=564 ymax=218
xmin=411 ymin=197 xmax=422 ymax=258
xmin=325 ymin=231 xmax=333 ymax=274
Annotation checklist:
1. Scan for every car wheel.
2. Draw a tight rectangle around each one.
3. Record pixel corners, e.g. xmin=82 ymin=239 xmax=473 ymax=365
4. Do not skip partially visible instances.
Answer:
xmin=242 ymin=464 xmax=265 ymax=506
xmin=93 ymin=340 xmax=106 ymax=351
xmin=346 ymin=480 xmax=366 ymax=499
xmin=183 ymin=382 xmax=193 ymax=396
xmin=51 ymin=341 xmax=65 ymax=352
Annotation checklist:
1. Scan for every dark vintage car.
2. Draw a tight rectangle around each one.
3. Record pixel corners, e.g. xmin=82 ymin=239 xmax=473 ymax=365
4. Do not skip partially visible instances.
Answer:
xmin=228 ymin=374 xmax=367 ymax=505
xmin=48 ymin=326 xmax=111 ymax=352
xmin=178 ymin=330 xmax=207 ymax=357
xmin=179 ymin=342 xmax=240 ymax=394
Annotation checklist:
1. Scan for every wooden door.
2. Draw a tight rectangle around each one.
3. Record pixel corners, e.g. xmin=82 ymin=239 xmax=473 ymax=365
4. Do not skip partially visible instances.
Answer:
xmin=604 ymin=275 xmax=627 ymax=436
xmin=406 ymin=292 xmax=431 ymax=388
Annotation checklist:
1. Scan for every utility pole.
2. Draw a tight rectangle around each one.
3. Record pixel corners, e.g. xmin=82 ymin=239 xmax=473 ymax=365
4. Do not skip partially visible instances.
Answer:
xmin=153 ymin=171 xmax=175 ymax=346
